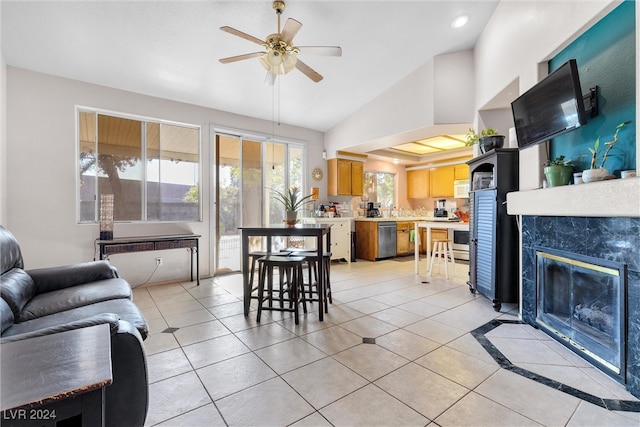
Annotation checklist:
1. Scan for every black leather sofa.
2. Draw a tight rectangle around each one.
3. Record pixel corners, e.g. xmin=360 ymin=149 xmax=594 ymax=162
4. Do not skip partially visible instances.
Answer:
xmin=0 ymin=226 xmax=149 ymax=426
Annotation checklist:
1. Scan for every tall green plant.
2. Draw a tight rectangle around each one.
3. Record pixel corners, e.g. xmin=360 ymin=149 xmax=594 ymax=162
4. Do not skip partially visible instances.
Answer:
xmin=588 ymin=122 xmax=629 ymax=169
xmin=269 ymin=187 xmax=313 ymax=212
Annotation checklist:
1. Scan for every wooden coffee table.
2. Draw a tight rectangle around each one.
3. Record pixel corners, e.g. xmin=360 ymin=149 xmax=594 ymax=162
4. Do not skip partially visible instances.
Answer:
xmin=1 ymin=324 xmax=113 ymax=426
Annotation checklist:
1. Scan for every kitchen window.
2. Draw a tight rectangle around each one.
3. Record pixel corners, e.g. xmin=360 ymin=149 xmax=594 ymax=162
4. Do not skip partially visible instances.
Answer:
xmin=363 ymin=171 xmax=395 ymax=208
xmin=78 ymin=109 xmax=201 ymax=223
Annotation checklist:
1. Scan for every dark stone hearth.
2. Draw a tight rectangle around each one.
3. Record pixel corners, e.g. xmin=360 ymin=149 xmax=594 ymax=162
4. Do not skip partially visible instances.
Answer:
xmin=472 ymin=319 xmax=640 ymax=412
xmin=521 ymin=216 xmax=640 ymax=399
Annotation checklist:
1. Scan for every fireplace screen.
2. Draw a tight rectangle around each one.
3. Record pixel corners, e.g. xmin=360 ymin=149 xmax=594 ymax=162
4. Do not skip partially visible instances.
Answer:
xmin=536 ymin=248 xmax=625 ymax=377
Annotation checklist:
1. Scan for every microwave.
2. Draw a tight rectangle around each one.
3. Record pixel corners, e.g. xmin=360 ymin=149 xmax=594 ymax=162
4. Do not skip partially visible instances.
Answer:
xmin=453 ymin=179 xmax=470 ymax=198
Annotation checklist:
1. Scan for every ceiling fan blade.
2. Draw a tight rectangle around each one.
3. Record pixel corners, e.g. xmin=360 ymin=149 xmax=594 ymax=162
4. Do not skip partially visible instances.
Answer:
xmin=280 ymin=18 xmax=302 ymax=44
xmin=220 ymin=26 xmax=265 ymax=46
xmin=297 ymin=46 xmax=342 ymax=57
xmin=219 ymin=52 xmax=263 ymax=64
xmin=295 ymin=59 xmax=323 ymax=83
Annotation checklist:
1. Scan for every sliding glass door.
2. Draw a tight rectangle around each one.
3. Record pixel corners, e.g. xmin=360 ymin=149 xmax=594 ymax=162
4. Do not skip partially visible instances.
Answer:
xmin=212 ymin=132 xmax=306 ymax=275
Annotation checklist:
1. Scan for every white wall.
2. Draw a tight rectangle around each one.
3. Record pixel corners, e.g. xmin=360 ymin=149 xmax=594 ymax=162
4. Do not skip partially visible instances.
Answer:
xmin=474 ymin=1 xmax=619 ymax=110
xmin=433 ymin=51 xmax=475 ymax=125
xmin=324 ymin=51 xmax=476 ymax=157
xmin=1 ymin=4 xmax=7 ymax=225
xmin=5 ymin=68 xmax=324 ymax=284
xmin=326 ymin=1 xmax=625 ymax=162
xmin=474 ymin=0 xmax=631 ymax=190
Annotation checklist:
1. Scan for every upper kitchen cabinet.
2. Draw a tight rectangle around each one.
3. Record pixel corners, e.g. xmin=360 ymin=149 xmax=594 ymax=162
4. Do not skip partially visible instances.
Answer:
xmin=454 ymin=164 xmax=469 ymax=180
xmin=430 ymin=166 xmax=455 ymax=197
xmin=407 ymin=169 xmax=430 ymax=199
xmin=327 ymin=152 xmax=366 ymax=196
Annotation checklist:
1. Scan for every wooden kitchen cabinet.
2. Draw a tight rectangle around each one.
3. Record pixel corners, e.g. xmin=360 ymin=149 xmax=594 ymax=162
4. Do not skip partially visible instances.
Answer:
xmin=328 ymin=158 xmax=364 ymax=196
xmin=396 ymin=221 xmax=415 ymax=256
xmin=355 ymin=221 xmax=378 ymax=261
xmin=431 ymin=228 xmax=448 ymax=247
xmin=454 ymin=164 xmax=469 ymax=180
xmin=430 ymin=166 xmax=455 ymax=197
xmin=351 ymin=161 xmax=363 ymax=196
xmin=407 ymin=169 xmax=430 ymax=199
xmin=418 ymin=227 xmax=447 ymax=253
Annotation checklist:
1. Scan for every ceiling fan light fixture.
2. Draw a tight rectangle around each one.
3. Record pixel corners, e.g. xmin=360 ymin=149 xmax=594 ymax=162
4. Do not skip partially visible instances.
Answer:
xmin=270 ymin=49 xmax=284 ymax=67
xmin=260 ymin=46 xmax=297 ymax=75
xmin=282 ymin=51 xmax=297 ymax=73
xmin=219 ymin=0 xmax=338 ymax=82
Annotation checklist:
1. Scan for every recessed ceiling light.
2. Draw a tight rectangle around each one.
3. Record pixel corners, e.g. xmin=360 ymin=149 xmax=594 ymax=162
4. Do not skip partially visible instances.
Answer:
xmin=451 ymin=14 xmax=470 ymax=29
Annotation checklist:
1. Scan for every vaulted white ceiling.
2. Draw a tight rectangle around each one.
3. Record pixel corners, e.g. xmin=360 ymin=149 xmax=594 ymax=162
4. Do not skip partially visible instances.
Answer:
xmin=1 ymin=0 xmax=499 ymax=133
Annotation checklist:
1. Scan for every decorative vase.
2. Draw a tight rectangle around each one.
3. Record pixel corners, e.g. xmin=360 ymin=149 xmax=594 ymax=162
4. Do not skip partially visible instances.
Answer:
xmin=99 ymin=194 xmax=114 ymax=240
xmin=479 ymin=135 xmax=505 ymax=153
xmin=285 ymin=210 xmax=298 ymax=226
xmin=544 ymin=165 xmax=574 ymax=187
xmin=582 ymin=168 xmax=609 ymax=183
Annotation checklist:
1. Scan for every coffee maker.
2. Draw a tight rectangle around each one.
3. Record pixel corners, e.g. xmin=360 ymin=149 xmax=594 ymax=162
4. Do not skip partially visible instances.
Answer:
xmin=366 ymin=202 xmax=381 ymax=218
xmin=434 ymin=199 xmax=448 ymax=217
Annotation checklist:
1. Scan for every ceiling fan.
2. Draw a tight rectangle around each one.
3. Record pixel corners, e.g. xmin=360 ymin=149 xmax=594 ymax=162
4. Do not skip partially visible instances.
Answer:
xmin=219 ymin=0 xmax=342 ymax=83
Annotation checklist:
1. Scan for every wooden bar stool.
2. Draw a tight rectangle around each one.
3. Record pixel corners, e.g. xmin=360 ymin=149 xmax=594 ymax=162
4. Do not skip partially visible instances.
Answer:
xmin=428 ymin=239 xmax=456 ymax=279
xmin=249 ymin=250 xmax=290 ymax=301
xmin=287 ymin=250 xmax=333 ymax=313
xmin=256 ymin=255 xmax=307 ymax=324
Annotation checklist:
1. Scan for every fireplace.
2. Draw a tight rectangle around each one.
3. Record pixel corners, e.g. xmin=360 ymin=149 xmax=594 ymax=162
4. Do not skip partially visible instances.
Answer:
xmin=519 ymin=215 xmax=640 ymax=399
xmin=536 ymin=248 xmax=626 ymax=381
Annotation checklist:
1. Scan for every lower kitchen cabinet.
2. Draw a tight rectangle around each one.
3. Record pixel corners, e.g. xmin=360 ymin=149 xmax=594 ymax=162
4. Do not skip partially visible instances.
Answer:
xmin=302 ymin=218 xmax=351 ymax=263
xmin=355 ymin=221 xmax=397 ymax=261
xmin=418 ymin=227 xmax=447 ymax=254
xmin=396 ymin=221 xmax=415 ymax=256
xmin=355 ymin=221 xmax=378 ymax=261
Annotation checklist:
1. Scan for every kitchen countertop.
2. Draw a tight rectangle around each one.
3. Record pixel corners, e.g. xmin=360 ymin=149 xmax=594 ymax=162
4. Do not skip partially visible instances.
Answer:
xmin=353 ymin=216 xmax=464 ymax=223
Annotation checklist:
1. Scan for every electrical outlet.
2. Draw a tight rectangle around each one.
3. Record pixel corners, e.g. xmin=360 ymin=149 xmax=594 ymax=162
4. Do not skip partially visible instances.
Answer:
xmin=156 ymin=257 xmax=162 ymax=266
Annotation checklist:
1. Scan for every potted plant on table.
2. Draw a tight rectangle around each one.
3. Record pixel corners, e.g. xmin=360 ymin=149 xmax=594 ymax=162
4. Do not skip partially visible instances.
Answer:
xmin=544 ymin=155 xmax=574 ymax=187
xmin=465 ymin=127 xmax=505 ymax=154
xmin=270 ymin=186 xmax=313 ymax=225
xmin=582 ymin=121 xmax=629 ymax=183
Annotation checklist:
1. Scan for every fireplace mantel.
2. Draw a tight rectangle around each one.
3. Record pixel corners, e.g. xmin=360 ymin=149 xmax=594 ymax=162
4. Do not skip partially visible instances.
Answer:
xmin=506 ymin=177 xmax=640 ymax=217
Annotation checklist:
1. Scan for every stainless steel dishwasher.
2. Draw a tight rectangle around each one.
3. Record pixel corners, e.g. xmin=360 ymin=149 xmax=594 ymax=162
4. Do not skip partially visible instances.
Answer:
xmin=377 ymin=221 xmax=397 ymax=259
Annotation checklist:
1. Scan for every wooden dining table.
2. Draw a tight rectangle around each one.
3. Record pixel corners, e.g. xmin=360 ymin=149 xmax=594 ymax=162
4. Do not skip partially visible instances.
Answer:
xmin=238 ymin=224 xmax=332 ymax=321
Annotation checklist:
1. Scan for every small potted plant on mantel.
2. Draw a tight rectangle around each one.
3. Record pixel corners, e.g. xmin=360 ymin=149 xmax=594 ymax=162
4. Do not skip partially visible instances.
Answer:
xmin=465 ymin=127 xmax=505 ymax=154
xmin=582 ymin=121 xmax=629 ymax=183
xmin=270 ymin=186 xmax=313 ymax=225
xmin=544 ymin=155 xmax=574 ymax=187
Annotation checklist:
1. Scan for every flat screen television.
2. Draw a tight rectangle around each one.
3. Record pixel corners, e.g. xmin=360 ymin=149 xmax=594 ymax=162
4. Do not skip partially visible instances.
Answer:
xmin=511 ymin=59 xmax=588 ymax=149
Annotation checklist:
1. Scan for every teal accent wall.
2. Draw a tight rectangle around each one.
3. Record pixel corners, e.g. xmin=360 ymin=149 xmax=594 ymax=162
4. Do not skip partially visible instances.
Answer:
xmin=550 ymin=1 xmax=636 ymax=176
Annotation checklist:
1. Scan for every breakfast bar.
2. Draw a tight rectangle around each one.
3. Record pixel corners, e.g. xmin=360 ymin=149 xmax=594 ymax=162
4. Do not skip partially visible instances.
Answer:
xmin=414 ymin=221 xmax=470 ymax=274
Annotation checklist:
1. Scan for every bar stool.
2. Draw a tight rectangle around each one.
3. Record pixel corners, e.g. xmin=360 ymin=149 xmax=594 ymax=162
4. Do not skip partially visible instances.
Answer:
xmin=256 ymin=255 xmax=307 ymax=324
xmin=428 ymin=239 xmax=456 ymax=279
xmin=287 ymin=250 xmax=333 ymax=313
xmin=248 ymin=250 xmax=290 ymax=301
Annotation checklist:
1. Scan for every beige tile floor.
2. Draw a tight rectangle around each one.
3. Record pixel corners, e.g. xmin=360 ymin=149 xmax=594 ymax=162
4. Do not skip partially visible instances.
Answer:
xmin=133 ymin=258 xmax=640 ymax=426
